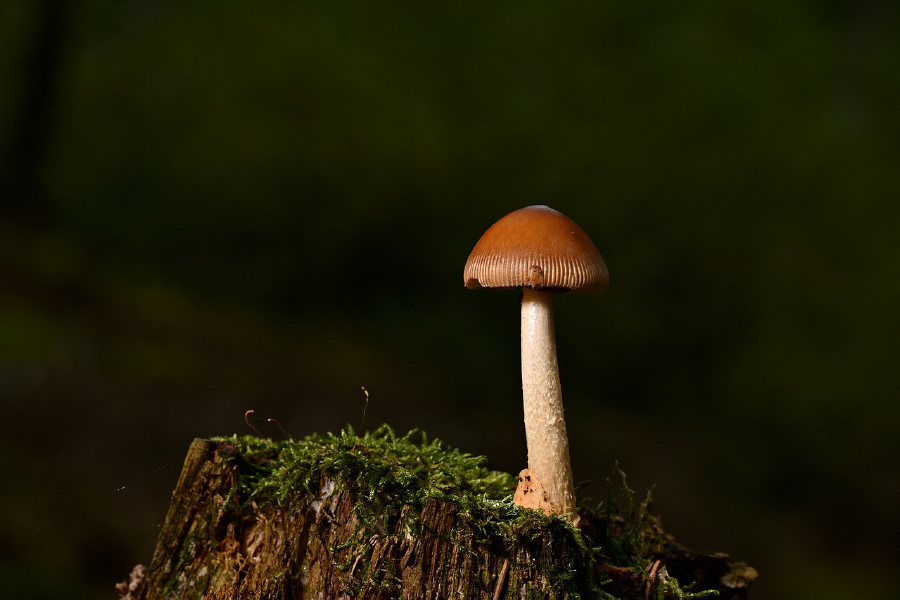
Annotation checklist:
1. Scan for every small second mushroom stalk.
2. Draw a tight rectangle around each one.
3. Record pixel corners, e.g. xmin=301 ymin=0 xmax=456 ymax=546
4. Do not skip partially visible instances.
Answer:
xmin=520 ymin=286 xmax=578 ymax=522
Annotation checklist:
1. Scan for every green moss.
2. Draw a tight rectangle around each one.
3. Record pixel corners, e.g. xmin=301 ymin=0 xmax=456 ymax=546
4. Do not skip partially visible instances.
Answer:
xmin=218 ymin=423 xmax=516 ymax=513
xmin=214 ymin=425 xmax=720 ymax=599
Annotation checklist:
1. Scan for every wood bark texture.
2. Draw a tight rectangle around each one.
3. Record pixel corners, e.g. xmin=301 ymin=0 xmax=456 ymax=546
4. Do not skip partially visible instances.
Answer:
xmin=119 ymin=438 xmax=755 ymax=599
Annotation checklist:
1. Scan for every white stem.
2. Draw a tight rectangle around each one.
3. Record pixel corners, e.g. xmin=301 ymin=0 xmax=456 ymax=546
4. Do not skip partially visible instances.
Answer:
xmin=520 ymin=287 xmax=577 ymax=520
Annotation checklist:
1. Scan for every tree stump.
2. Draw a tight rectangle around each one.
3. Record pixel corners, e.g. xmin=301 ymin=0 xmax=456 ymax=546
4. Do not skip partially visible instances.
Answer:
xmin=118 ymin=428 xmax=756 ymax=599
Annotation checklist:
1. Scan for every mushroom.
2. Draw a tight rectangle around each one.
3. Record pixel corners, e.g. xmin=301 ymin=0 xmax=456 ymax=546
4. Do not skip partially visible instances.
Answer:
xmin=463 ymin=205 xmax=608 ymax=523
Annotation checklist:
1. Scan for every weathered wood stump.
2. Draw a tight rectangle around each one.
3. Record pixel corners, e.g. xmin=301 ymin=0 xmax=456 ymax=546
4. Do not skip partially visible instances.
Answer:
xmin=117 ymin=428 xmax=756 ymax=599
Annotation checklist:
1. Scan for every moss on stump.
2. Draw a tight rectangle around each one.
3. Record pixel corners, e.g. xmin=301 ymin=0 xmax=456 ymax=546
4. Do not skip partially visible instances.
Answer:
xmin=117 ymin=426 xmax=756 ymax=599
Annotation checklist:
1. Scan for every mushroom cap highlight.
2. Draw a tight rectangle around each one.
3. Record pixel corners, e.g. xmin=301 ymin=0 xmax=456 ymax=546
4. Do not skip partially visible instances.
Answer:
xmin=463 ymin=205 xmax=609 ymax=295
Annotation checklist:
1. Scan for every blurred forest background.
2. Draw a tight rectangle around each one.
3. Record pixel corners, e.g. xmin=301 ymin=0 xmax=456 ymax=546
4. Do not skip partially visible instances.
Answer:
xmin=1 ymin=1 xmax=898 ymax=598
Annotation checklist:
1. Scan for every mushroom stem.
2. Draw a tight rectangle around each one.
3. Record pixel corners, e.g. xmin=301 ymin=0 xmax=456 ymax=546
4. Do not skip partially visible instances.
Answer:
xmin=520 ymin=287 xmax=577 ymax=521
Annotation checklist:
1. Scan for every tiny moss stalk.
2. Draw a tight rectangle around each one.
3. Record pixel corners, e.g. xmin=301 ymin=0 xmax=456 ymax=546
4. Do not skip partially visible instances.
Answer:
xmin=520 ymin=287 xmax=577 ymax=521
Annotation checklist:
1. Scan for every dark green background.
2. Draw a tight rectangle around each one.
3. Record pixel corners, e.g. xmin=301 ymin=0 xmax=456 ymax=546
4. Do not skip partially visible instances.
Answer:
xmin=2 ymin=1 xmax=898 ymax=598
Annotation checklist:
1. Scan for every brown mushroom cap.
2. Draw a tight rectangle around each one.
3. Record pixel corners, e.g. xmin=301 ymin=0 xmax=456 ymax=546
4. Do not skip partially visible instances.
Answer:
xmin=464 ymin=205 xmax=609 ymax=295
